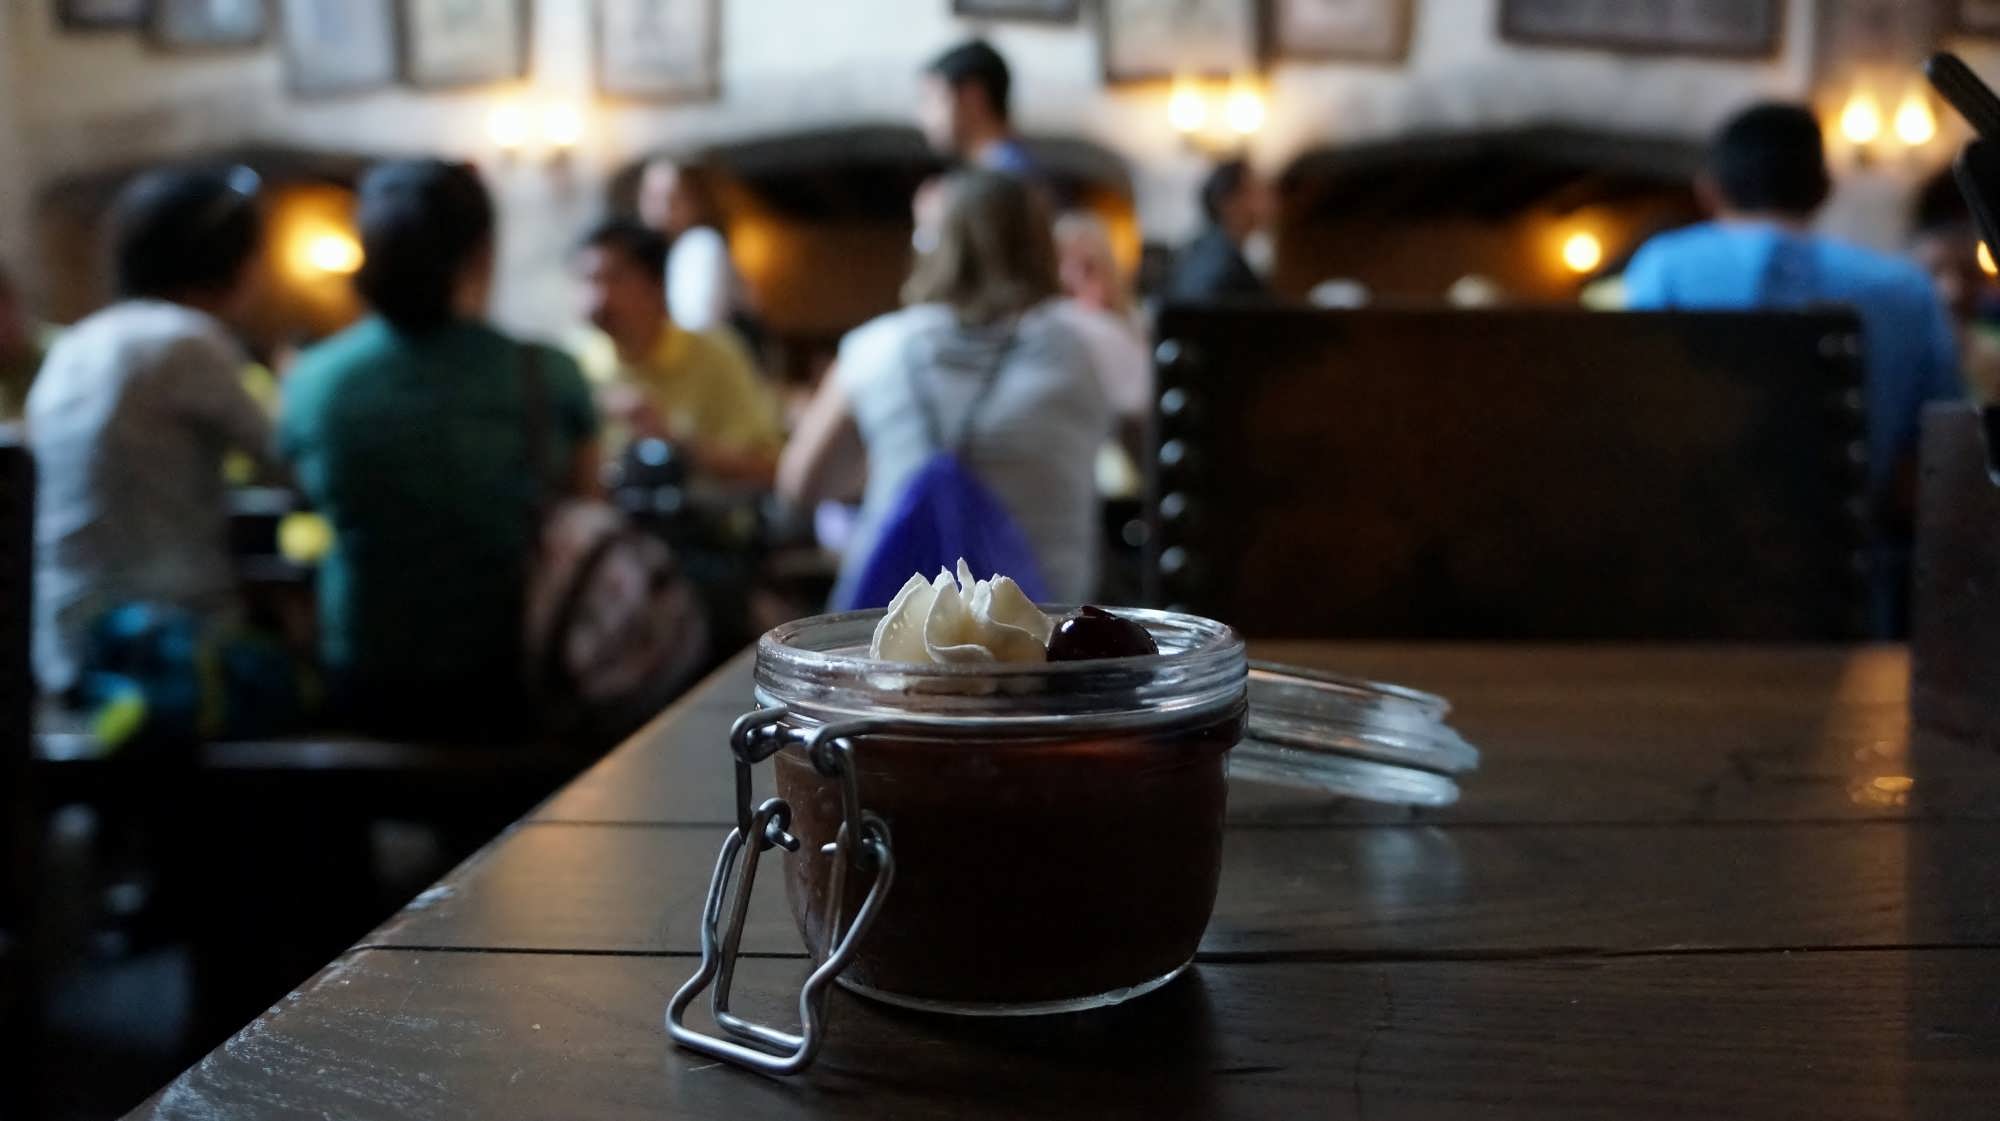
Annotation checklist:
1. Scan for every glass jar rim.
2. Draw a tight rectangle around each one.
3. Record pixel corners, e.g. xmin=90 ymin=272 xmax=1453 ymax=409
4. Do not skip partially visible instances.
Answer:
xmin=753 ymin=607 xmax=1246 ymax=730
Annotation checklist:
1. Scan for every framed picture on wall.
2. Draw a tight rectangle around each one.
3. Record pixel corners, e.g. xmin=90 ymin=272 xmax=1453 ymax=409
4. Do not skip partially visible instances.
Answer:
xmin=1269 ymin=0 xmax=1412 ymax=63
xmin=1948 ymin=1 xmax=2000 ymax=38
xmin=1099 ymin=0 xmax=1259 ymax=83
xmin=1498 ymin=0 xmax=1782 ymax=58
xmin=953 ymin=0 xmax=1082 ymax=21
xmin=57 ymin=0 xmax=145 ymax=30
xmin=400 ymin=0 xmax=529 ymax=89
xmin=148 ymin=0 xmax=268 ymax=50
xmin=596 ymin=0 xmax=721 ymax=101
xmin=279 ymin=0 xmax=399 ymax=97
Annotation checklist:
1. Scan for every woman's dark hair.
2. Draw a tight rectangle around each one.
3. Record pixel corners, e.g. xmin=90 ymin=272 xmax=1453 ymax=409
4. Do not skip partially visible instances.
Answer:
xmin=902 ymin=170 xmax=1060 ymax=325
xmin=110 ymin=166 xmax=262 ymax=300
xmin=354 ymin=160 xmax=494 ymax=333
xmin=1708 ymin=103 xmax=1831 ymax=217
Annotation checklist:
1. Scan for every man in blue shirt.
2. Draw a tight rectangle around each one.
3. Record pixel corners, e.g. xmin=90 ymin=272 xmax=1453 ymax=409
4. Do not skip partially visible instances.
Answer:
xmin=918 ymin=40 xmax=1041 ymax=181
xmin=1624 ymin=102 xmax=1963 ymax=632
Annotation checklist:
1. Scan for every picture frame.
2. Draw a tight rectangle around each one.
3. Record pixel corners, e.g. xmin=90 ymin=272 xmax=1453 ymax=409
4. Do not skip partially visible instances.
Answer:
xmin=147 ymin=0 xmax=268 ymax=50
xmin=596 ymin=0 xmax=721 ymax=102
xmin=1099 ymin=0 xmax=1260 ymax=84
xmin=952 ymin=0 xmax=1082 ymax=22
xmin=1268 ymin=0 xmax=1412 ymax=63
xmin=56 ymin=0 xmax=146 ymax=30
xmin=399 ymin=0 xmax=530 ymax=90
xmin=1498 ymin=0 xmax=1782 ymax=58
xmin=1948 ymin=1 xmax=2000 ymax=39
xmin=1812 ymin=0 xmax=1935 ymax=79
xmin=278 ymin=0 xmax=399 ymax=98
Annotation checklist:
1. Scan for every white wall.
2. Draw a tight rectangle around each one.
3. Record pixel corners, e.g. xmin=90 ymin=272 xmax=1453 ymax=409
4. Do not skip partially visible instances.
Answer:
xmin=0 ymin=0 xmax=1943 ymax=336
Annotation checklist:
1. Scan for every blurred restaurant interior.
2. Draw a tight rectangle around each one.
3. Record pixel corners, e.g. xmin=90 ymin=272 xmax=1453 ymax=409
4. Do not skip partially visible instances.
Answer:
xmin=5 ymin=0 xmax=2000 ymax=1117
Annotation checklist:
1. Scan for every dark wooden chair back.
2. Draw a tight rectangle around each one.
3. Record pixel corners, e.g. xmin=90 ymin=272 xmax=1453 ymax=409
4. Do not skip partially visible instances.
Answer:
xmin=0 ymin=437 xmax=37 ymax=1116
xmin=1912 ymin=403 xmax=2000 ymax=749
xmin=1147 ymin=306 xmax=1870 ymax=639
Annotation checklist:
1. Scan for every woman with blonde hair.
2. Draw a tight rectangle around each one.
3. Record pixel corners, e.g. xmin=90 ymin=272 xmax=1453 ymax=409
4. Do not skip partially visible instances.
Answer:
xmin=779 ymin=170 xmax=1112 ymax=608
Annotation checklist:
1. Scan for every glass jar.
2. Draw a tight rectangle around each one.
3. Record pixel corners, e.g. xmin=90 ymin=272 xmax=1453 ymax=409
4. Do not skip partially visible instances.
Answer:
xmin=667 ymin=607 xmax=1476 ymax=1075
xmin=761 ymin=607 xmax=1245 ymax=1018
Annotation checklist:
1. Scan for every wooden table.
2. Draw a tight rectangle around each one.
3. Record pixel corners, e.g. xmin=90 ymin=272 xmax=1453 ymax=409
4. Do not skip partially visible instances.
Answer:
xmin=128 ymin=645 xmax=2000 ymax=1120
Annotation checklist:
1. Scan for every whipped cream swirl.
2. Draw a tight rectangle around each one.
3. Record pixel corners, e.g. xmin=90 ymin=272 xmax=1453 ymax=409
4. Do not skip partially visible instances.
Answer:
xmin=869 ymin=560 xmax=1054 ymax=664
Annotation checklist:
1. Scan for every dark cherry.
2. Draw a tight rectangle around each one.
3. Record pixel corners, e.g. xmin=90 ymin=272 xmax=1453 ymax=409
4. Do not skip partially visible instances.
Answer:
xmin=1046 ymin=605 xmax=1159 ymax=662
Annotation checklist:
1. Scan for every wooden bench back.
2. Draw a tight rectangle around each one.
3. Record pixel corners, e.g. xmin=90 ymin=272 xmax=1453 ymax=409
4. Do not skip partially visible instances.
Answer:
xmin=1147 ymin=306 xmax=1870 ymax=639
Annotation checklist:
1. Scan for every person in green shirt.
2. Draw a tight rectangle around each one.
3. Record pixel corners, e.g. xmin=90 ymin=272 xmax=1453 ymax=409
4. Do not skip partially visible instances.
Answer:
xmin=0 ymin=262 xmax=48 ymax=422
xmin=280 ymin=161 xmax=599 ymax=740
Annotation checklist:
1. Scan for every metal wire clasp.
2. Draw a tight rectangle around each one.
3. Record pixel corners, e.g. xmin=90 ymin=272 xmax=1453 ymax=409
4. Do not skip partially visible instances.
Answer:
xmin=665 ymin=706 xmax=895 ymax=1075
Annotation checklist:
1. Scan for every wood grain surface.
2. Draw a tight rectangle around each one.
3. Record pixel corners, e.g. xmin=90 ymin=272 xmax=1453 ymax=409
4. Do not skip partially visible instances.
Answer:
xmin=363 ymin=818 xmax=2000 ymax=959
xmin=134 ymin=947 xmax=2000 ymax=1121
xmin=534 ymin=646 xmax=1998 ymax=826
xmin=128 ymin=643 xmax=2000 ymax=1120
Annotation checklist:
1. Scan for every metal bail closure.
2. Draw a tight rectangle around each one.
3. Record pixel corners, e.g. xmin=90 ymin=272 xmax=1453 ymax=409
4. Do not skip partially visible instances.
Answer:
xmin=665 ymin=708 xmax=896 ymax=1075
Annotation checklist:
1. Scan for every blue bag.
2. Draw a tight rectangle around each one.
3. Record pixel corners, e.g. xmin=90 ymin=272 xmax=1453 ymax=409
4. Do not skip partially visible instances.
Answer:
xmin=839 ymin=324 xmax=1049 ymax=610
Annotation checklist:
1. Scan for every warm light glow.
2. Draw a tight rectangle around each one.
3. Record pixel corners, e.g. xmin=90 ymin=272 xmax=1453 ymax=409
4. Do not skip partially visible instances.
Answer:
xmin=1839 ymin=90 xmax=1884 ymax=146
xmin=1561 ymin=230 xmax=1603 ymax=275
xmin=486 ymin=101 xmax=530 ymax=151
xmin=300 ymin=230 xmax=362 ymax=276
xmin=1893 ymin=92 xmax=1938 ymax=147
xmin=1980 ymin=241 xmax=1997 ymax=278
xmin=1223 ymin=83 xmax=1266 ymax=136
xmin=542 ymin=101 xmax=585 ymax=150
xmin=1167 ymin=80 xmax=1208 ymax=135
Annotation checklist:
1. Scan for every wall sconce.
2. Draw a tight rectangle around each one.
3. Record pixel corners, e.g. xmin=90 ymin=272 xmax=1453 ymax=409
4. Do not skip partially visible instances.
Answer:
xmin=1168 ymin=79 xmax=1209 ymax=135
xmin=1222 ymin=80 xmax=1266 ymax=136
xmin=486 ymin=101 xmax=531 ymax=153
xmin=1839 ymin=89 xmax=1884 ymax=146
xmin=1832 ymin=82 xmax=1940 ymax=166
xmin=1560 ymin=230 xmax=1603 ymax=276
xmin=1980 ymin=240 xmax=1997 ymax=279
xmin=1892 ymin=90 xmax=1937 ymax=147
xmin=542 ymin=101 xmax=585 ymax=153
xmin=1168 ymin=74 xmax=1265 ymax=153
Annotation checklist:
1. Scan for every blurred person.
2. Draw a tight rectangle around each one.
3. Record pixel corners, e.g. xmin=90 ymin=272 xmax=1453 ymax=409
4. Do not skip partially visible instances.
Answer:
xmin=1908 ymin=169 xmax=2000 ymax=401
xmin=779 ymin=170 xmax=1111 ymax=608
xmin=27 ymin=167 xmax=277 ymax=699
xmin=573 ymin=217 xmax=782 ymax=486
xmin=281 ymin=160 xmax=600 ymax=738
xmin=919 ymin=39 xmax=1038 ymax=178
xmin=0 ymin=261 xmax=49 ymax=422
xmin=1623 ymin=102 xmax=1963 ymax=634
xmin=1054 ymin=209 xmax=1151 ymax=468
xmin=1164 ymin=159 xmax=1274 ymax=303
xmin=635 ymin=157 xmax=762 ymax=343
xmin=1055 ymin=209 xmax=1134 ymax=318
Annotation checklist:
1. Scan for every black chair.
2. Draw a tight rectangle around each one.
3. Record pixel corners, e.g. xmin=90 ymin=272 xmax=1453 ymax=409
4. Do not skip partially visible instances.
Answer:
xmin=1 ymin=437 xmax=40 ymax=1119
xmin=1147 ymin=306 xmax=1870 ymax=640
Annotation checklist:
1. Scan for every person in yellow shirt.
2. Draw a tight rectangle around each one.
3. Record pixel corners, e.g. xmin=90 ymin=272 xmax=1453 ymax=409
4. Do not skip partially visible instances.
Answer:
xmin=573 ymin=218 xmax=782 ymax=486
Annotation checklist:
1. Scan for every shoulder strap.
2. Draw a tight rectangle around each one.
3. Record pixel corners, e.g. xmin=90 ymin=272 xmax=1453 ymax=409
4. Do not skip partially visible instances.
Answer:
xmin=903 ymin=320 xmax=1020 ymax=455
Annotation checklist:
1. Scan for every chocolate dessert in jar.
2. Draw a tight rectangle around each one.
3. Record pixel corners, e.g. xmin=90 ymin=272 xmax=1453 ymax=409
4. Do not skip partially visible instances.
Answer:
xmin=667 ymin=563 xmax=1478 ymax=1073
xmin=767 ymin=573 xmax=1241 ymax=1014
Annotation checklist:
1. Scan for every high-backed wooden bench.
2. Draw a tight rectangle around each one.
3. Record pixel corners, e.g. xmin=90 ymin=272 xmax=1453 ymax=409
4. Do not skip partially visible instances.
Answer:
xmin=1147 ymin=306 xmax=1872 ymax=640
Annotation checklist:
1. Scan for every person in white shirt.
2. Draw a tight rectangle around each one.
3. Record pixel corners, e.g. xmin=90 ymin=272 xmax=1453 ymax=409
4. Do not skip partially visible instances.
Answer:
xmin=779 ymin=171 xmax=1112 ymax=607
xmin=636 ymin=157 xmax=758 ymax=339
xmin=27 ymin=167 xmax=275 ymax=694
